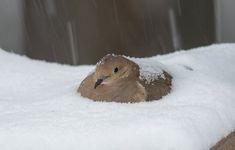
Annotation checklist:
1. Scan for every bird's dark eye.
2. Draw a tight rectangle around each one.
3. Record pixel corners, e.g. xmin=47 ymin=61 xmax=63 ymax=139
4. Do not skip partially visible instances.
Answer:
xmin=114 ymin=67 xmax=119 ymax=73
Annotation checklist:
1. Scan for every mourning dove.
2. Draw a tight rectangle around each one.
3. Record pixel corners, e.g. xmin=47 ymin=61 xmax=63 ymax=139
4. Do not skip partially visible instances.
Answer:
xmin=78 ymin=54 xmax=172 ymax=103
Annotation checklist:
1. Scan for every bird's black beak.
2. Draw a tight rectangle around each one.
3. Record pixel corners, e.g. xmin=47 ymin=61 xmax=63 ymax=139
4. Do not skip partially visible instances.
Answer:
xmin=94 ymin=78 xmax=104 ymax=89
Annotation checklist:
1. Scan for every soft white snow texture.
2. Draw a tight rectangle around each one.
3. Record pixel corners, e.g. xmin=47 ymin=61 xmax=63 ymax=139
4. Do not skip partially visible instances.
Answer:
xmin=0 ymin=44 xmax=235 ymax=150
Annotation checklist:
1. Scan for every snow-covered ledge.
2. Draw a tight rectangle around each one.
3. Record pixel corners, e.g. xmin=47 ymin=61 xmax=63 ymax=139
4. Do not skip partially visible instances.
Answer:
xmin=0 ymin=44 xmax=234 ymax=150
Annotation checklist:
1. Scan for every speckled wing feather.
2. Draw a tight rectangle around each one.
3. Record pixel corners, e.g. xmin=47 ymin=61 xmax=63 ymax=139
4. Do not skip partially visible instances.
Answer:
xmin=139 ymin=71 xmax=172 ymax=101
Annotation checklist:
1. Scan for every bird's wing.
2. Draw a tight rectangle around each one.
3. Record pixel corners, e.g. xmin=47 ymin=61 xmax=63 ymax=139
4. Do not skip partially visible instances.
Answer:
xmin=140 ymin=71 xmax=172 ymax=101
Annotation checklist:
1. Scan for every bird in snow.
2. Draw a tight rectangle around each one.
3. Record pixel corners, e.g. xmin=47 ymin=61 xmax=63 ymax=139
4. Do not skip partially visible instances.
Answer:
xmin=78 ymin=54 xmax=172 ymax=103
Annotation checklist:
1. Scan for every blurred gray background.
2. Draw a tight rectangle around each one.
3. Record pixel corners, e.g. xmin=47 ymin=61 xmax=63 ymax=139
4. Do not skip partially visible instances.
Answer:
xmin=0 ymin=0 xmax=234 ymax=65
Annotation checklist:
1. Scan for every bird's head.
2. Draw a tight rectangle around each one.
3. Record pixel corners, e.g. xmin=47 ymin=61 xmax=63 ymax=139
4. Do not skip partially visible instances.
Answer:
xmin=93 ymin=54 xmax=139 ymax=89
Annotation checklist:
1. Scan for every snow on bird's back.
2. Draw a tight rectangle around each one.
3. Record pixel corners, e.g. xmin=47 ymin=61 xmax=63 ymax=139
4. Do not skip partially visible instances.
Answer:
xmin=129 ymin=57 xmax=166 ymax=84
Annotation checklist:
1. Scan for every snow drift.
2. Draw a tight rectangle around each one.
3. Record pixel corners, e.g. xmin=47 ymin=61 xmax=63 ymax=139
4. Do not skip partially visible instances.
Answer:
xmin=0 ymin=44 xmax=235 ymax=150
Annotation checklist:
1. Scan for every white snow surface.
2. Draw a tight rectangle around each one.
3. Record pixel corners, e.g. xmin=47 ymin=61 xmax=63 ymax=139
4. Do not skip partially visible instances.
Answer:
xmin=0 ymin=44 xmax=235 ymax=150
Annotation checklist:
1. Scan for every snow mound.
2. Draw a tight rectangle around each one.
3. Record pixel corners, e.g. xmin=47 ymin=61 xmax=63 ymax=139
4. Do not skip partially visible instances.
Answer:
xmin=0 ymin=44 xmax=235 ymax=150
